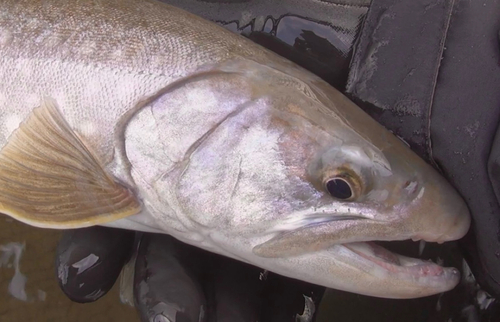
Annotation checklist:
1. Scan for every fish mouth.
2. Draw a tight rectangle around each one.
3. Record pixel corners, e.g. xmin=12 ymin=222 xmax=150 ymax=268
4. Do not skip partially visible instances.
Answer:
xmin=327 ymin=239 xmax=462 ymax=298
xmin=342 ymin=241 xmax=458 ymax=279
xmin=253 ymin=203 xmax=468 ymax=297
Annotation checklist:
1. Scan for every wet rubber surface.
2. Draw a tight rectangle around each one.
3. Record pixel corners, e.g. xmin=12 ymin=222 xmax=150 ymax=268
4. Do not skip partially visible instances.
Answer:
xmin=55 ymin=227 xmax=135 ymax=303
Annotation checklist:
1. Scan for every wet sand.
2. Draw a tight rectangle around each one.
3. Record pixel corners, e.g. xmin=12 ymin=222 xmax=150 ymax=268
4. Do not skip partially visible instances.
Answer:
xmin=0 ymin=219 xmax=138 ymax=322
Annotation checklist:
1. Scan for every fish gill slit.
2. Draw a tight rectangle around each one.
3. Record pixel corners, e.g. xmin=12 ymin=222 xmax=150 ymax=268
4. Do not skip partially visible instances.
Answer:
xmin=112 ymin=70 xmax=240 ymax=186
xmin=230 ymin=156 xmax=243 ymax=202
xmin=175 ymin=100 xmax=255 ymax=180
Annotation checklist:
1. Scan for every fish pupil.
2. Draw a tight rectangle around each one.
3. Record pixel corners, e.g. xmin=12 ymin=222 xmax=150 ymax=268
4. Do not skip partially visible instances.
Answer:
xmin=326 ymin=178 xmax=352 ymax=200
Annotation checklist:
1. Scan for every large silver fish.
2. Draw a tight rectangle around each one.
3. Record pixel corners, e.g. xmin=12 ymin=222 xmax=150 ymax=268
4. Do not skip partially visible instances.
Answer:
xmin=0 ymin=0 xmax=470 ymax=299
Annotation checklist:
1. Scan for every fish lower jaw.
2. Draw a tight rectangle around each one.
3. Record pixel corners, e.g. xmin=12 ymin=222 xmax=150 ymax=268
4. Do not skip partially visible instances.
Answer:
xmin=343 ymin=241 xmax=459 ymax=280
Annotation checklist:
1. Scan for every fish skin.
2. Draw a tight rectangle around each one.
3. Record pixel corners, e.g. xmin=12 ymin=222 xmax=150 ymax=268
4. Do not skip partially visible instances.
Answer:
xmin=0 ymin=0 xmax=470 ymax=298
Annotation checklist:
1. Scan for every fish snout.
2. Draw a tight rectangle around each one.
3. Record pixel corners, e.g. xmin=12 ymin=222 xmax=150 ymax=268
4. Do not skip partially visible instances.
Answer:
xmin=408 ymin=178 xmax=471 ymax=243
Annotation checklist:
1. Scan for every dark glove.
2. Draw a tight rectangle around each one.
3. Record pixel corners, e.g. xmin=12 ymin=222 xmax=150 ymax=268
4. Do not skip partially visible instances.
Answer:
xmin=55 ymin=226 xmax=324 ymax=322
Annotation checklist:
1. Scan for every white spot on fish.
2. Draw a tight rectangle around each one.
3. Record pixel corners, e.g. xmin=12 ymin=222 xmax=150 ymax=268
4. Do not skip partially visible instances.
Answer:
xmin=72 ymin=253 xmax=99 ymax=274
xmin=0 ymin=242 xmax=28 ymax=301
xmin=50 ymin=91 xmax=69 ymax=109
xmin=19 ymin=63 xmax=33 ymax=79
xmin=80 ymin=40 xmax=97 ymax=55
xmin=0 ymin=28 xmax=13 ymax=47
xmin=4 ymin=114 xmax=22 ymax=134
xmin=25 ymin=93 xmax=39 ymax=108
xmin=79 ymin=283 xmax=85 ymax=288
xmin=85 ymin=80 xmax=102 ymax=96
xmin=186 ymin=87 xmax=218 ymax=112
xmin=59 ymin=46 xmax=71 ymax=57
xmin=112 ymin=49 xmax=123 ymax=59
xmin=44 ymin=34 xmax=64 ymax=49
xmin=77 ymin=120 xmax=98 ymax=136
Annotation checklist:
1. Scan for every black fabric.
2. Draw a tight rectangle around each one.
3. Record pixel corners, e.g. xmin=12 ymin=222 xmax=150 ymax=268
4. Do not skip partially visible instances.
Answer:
xmin=431 ymin=0 xmax=500 ymax=297
xmin=347 ymin=0 xmax=500 ymax=298
xmin=246 ymin=31 xmax=351 ymax=90
xmin=156 ymin=0 xmax=368 ymax=92
xmin=346 ymin=0 xmax=453 ymax=160
xmin=489 ymin=130 xmax=500 ymax=213
xmin=134 ymin=234 xmax=210 ymax=322
xmin=133 ymin=234 xmax=324 ymax=322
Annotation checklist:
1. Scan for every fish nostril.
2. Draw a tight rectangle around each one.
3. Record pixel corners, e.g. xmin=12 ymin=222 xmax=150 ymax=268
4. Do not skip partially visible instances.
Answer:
xmin=403 ymin=180 xmax=419 ymax=195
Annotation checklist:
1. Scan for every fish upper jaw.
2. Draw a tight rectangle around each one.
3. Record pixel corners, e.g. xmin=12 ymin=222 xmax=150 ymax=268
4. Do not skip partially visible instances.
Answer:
xmin=402 ymin=177 xmax=471 ymax=245
xmin=253 ymin=175 xmax=471 ymax=265
xmin=255 ymin=188 xmax=471 ymax=257
xmin=407 ymin=197 xmax=471 ymax=244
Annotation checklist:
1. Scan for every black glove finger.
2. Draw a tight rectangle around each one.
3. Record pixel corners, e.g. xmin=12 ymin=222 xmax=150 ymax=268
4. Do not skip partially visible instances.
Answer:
xmin=133 ymin=233 xmax=323 ymax=322
xmin=55 ymin=226 xmax=135 ymax=303
xmin=260 ymin=273 xmax=325 ymax=322
xmin=134 ymin=234 xmax=207 ymax=322
xmin=206 ymin=251 xmax=324 ymax=322
xmin=206 ymin=255 xmax=263 ymax=322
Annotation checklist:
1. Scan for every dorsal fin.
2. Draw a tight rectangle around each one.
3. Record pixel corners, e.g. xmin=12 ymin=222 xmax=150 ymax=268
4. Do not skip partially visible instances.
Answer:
xmin=0 ymin=98 xmax=141 ymax=228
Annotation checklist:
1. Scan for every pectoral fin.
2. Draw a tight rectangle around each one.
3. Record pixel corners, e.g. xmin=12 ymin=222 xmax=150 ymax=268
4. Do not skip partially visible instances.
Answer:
xmin=0 ymin=98 xmax=141 ymax=228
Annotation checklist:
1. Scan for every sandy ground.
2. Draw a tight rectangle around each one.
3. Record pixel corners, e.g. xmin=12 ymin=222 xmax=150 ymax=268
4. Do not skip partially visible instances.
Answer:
xmin=0 ymin=219 xmax=139 ymax=322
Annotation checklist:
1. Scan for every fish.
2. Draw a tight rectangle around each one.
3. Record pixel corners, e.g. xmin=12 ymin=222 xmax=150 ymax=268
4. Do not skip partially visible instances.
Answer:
xmin=0 ymin=0 xmax=470 ymax=299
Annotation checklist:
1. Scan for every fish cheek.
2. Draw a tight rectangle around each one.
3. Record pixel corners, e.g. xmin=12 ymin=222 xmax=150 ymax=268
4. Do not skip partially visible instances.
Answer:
xmin=174 ymin=152 xmax=241 ymax=229
xmin=269 ymin=113 xmax=330 ymax=194
xmin=175 ymin=118 xmax=304 ymax=230
xmin=171 ymin=129 xmax=256 ymax=229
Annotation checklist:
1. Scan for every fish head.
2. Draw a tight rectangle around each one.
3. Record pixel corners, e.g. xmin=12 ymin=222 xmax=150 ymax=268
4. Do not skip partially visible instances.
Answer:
xmin=242 ymin=77 xmax=470 ymax=247
xmin=241 ymin=67 xmax=470 ymax=298
xmin=123 ymin=61 xmax=470 ymax=298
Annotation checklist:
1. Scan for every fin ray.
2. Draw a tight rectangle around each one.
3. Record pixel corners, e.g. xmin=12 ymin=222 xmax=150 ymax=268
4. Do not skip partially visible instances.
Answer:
xmin=0 ymin=98 xmax=141 ymax=228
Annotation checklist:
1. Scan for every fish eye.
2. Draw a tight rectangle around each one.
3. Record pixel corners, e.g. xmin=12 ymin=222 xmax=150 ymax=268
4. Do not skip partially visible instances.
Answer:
xmin=326 ymin=178 xmax=353 ymax=200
